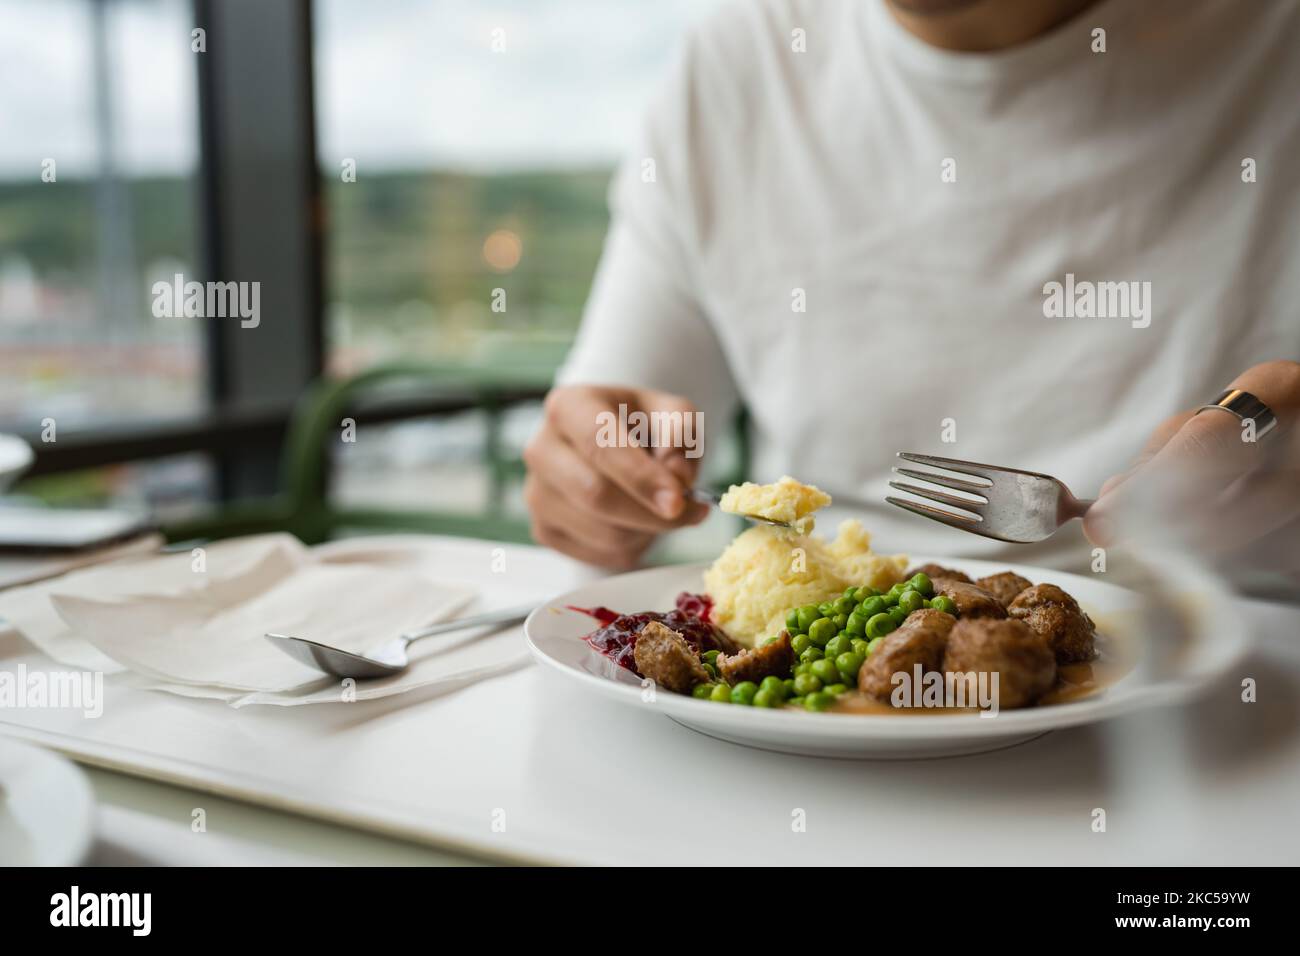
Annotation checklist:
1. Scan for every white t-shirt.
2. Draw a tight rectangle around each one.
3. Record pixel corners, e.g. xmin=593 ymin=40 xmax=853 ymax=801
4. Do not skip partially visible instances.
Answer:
xmin=558 ymin=0 xmax=1300 ymax=569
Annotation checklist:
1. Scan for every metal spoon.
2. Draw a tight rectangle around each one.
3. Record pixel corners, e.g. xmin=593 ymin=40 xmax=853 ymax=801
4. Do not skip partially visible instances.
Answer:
xmin=265 ymin=603 xmax=534 ymax=679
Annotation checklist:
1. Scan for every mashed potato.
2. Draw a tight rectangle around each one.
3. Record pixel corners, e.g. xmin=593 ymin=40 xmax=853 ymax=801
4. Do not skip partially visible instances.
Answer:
xmin=704 ymin=519 xmax=909 ymax=647
xmin=718 ymin=476 xmax=831 ymax=535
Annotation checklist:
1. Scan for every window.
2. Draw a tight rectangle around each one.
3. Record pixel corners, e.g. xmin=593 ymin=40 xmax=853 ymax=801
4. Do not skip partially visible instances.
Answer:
xmin=313 ymin=0 xmax=722 ymax=378
xmin=0 ymin=0 xmax=204 ymax=432
xmin=314 ymin=0 xmax=727 ymax=531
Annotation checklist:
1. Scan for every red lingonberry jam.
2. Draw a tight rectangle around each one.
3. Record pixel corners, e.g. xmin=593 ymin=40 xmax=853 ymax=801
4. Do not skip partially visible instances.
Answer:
xmin=674 ymin=591 xmax=714 ymax=622
xmin=571 ymin=593 xmax=727 ymax=676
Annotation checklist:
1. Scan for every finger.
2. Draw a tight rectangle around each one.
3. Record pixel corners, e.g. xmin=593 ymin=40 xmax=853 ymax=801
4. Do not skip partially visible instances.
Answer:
xmin=527 ymin=474 xmax=656 ymax=556
xmin=1246 ymin=513 xmax=1300 ymax=578
xmin=547 ymin=388 xmax=696 ymax=520
xmin=1180 ymin=453 xmax=1300 ymax=554
xmin=533 ymin=430 xmax=708 ymax=532
xmin=1230 ymin=359 xmax=1300 ymax=421
xmin=1087 ymin=411 xmax=1196 ymax=536
xmin=529 ymin=517 xmax=647 ymax=570
xmin=1084 ymin=408 xmax=1270 ymax=545
xmin=652 ymin=442 xmax=701 ymax=489
xmin=1086 ymin=358 xmax=1300 ymax=546
xmin=638 ymin=386 xmax=706 ymax=485
xmin=1135 ymin=410 xmax=1197 ymax=465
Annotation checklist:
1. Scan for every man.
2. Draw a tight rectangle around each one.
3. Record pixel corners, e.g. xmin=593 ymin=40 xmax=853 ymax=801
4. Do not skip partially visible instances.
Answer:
xmin=524 ymin=0 xmax=1300 ymax=576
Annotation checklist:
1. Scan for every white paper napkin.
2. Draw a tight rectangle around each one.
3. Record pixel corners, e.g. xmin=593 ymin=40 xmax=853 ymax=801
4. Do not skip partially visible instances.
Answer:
xmin=0 ymin=533 xmax=532 ymax=707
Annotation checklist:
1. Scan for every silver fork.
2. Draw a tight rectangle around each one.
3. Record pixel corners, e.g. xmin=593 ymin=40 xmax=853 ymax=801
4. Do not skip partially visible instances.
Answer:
xmin=886 ymin=452 xmax=1095 ymax=543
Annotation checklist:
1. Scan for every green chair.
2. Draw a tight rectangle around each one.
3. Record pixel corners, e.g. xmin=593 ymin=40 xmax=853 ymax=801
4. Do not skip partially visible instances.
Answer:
xmin=164 ymin=360 xmax=551 ymax=546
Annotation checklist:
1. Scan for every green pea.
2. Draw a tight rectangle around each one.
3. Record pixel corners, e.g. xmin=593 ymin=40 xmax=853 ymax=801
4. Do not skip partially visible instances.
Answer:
xmin=922 ymin=598 xmax=933 ymax=608
xmin=859 ymin=596 xmax=887 ymax=618
xmin=731 ymin=681 xmax=758 ymax=705
xmin=786 ymin=608 xmax=802 ymax=632
xmin=865 ymin=636 xmax=885 ymax=656
xmin=759 ymin=675 xmax=785 ymax=697
xmin=884 ymin=583 xmax=906 ymax=606
xmin=931 ymin=595 xmax=958 ymax=615
xmin=791 ymin=632 xmax=812 ymax=655
xmin=832 ymin=613 xmax=849 ymax=630
xmin=703 ymin=662 xmax=717 ymax=679
xmin=804 ymin=692 xmax=833 ymax=712
xmin=889 ymin=606 xmax=908 ymax=627
xmin=709 ymin=684 xmax=731 ymax=703
xmin=796 ymin=605 xmax=820 ymax=633
xmin=866 ymin=612 xmax=897 ymax=639
xmin=789 ymin=696 xmax=806 ymax=708
xmin=834 ymin=596 xmax=857 ymax=616
xmin=825 ymin=634 xmax=851 ymax=659
xmin=850 ymin=637 xmax=869 ymax=654
xmin=752 ymin=688 xmax=776 ymax=708
xmin=898 ymin=589 xmax=926 ymax=615
xmin=908 ymin=572 xmax=934 ymax=597
xmin=800 ymin=646 xmax=824 ymax=663
xmin=793 ymin=672 xmax=822 ymax=695
xmin=692 ymin=683 xmax=714 ymax=699
xmin=794 ymin=661 xmax=813 ymax=676
xmin=843 ymin=586 xmax=859 ymax=599
xmin=845 ymin=613 xmax=867 ymax=636
xmin=842 ymin=655 xmax=863 ymax=686
xmin=762 ymin=635 xmax=779 ymax=646
xmin=808 ymin=617 xmax=837 ymax=647
xmin=853 ymin=586 xmax=878 ymax=603
xmin=825 ymin=683 xmax=848 ymax=696
xmin=702 ymin=649 xmax=721 ymax=666
xmin=818 ymin=601 xmax=835 ymax=616
xmin=782 ymin=678 xmax=796 ymax=697
xmin=810 ymin=658 xmax=840 ymax=684
xmin=838 ymin=651 xmax=865 ymax=684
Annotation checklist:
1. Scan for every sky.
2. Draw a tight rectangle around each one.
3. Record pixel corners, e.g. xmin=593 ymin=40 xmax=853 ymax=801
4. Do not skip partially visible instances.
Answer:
xmin=0 ymin=0 xmax=722 ymax=181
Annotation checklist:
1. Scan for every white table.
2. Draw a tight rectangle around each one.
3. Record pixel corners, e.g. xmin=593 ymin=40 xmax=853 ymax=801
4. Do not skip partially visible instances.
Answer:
xmin=3 ymin=538 xmax=1299 ymax=866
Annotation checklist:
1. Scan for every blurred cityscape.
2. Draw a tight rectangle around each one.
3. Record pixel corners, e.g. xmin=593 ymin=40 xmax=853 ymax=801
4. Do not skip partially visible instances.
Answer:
xmin=0 ymin=0 xmax=720 ymax=521
xmin=0 ymin=167 xmax=612 ymax=429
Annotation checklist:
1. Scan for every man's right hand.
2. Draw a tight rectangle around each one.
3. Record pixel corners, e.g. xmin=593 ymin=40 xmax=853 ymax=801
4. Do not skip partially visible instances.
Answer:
xmin=523 ymin=384 xmax=710 ymax=569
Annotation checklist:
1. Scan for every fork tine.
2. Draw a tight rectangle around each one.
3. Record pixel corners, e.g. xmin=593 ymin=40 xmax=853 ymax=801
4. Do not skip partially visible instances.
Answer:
xmin=892 ymin=466 xmax=990 ymax=497
xmin=896 ymin=452 xmax=1004 ymax=481
xmin=885 ymin=496 xmax=983 ymax=531
xmin=887 ymin=480 xmax=986 ymax=514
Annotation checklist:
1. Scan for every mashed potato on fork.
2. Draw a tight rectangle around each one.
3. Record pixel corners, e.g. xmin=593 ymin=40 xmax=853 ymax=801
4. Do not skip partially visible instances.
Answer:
xmin=718 ymin=475 xmax=831 ymax=535
xmin=706 ymin=477 xmax=908 ymax=646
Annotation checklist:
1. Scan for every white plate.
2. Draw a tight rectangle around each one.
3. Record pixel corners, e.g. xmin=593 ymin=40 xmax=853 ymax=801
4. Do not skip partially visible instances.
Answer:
xmin=0 ymin=434 xmax=33 ymax=491
xmin=525 ymin=556 xmax=1249 ymax=759
xmin=0 ymin=737 xmax=96 ymax=865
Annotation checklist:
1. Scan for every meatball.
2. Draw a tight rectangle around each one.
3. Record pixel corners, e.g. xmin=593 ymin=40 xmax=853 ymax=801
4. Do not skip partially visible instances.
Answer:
xmin=1009 ymin=583 xmax=1081 ymax=616
xmin=717 ymin=631 xmax=795 ymax=686
xmin=632 ymin=621 xmax=709 ymax=694
xmin=858 ymin=609 xmax=956 ymax=703
xmin=942 ymin=618 xmax=1056 ymax=710
xmin=905 ymin=563 xmax=973 ymax=585
xmin=1009 ymin=584 xmax=1096 ymax=663
xmin=937 ymin=580 xmax=1007 ymax=619
xmin=973 ymin=571 xmax=1033 ymax=608
xmin=1021 ymin=605 xmax=1096 ymax=663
